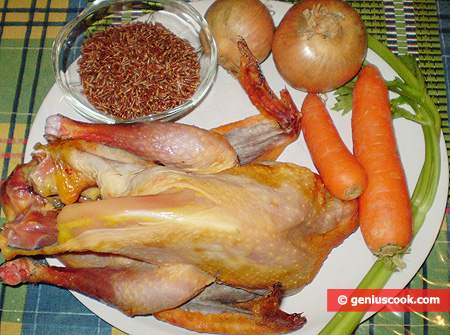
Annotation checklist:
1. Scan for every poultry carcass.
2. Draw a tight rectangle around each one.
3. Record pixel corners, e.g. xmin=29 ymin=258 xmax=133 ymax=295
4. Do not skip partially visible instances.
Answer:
xmin=0 ymin=40 xmax=356 ymax=334
xmin=0 ymin=138 xmax=359 ymax=334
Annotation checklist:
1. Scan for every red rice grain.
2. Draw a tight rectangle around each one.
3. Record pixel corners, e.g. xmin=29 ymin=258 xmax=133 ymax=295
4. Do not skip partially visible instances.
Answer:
xmin=78 ymin=22 xmax=201 ymax=120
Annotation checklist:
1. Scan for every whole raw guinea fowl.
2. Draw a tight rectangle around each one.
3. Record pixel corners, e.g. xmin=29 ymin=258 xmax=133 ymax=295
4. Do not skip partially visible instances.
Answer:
xmin=0 ymin=138 xmax=359 ymax=334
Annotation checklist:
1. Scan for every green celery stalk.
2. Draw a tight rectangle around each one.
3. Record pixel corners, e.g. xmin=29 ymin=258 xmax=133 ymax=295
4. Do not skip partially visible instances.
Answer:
xmin=318 ymin=35 xmax=442 ymax=334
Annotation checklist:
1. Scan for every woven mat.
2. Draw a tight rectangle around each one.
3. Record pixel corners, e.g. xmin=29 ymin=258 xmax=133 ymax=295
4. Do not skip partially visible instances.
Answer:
xmin=0 ymin=0 xmax=448 ymax=334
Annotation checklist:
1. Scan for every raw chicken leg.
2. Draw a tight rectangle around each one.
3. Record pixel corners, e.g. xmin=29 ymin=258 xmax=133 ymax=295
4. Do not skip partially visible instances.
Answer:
xmin=0 ymin=257 xmax=305 ymax=334
xmin=0 ymin=257 xmax=214 ymax=316
xmin=45 ymin=114 xmax=239 ymax=174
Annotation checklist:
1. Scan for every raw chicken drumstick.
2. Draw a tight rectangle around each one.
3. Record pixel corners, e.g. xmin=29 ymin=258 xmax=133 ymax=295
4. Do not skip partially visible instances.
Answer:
xmin=45 ymin=115 xmax=239 ymax=174
xmin=0 ymin=258 xmax=306 ymax=334
xmin=0 ymin=257 xmax=214 ymax=316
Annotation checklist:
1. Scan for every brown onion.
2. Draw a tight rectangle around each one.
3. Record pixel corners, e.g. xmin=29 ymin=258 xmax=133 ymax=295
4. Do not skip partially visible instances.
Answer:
xmin=272 ymin=0 xmax=367 ymax=93
xmin=205 ymin=0 xmax=275 ymax=75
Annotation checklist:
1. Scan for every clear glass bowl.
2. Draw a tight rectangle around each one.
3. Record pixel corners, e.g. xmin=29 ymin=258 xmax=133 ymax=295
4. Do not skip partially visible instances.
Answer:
xmin=52 ymin=0 xmax=218 ymax=123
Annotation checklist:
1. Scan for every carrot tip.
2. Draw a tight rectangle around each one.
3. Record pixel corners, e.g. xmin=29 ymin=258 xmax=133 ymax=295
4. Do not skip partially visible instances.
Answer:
xmin=375 ymin=244 xmax=410 ymax=271
xmin=343 ymin=185 xmax=365 ymax=200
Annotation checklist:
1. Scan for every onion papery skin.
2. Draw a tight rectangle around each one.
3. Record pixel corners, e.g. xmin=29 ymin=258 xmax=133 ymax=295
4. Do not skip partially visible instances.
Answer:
xmin=205 ymin=0 xmax=275 ymax=75
xmin=272 ymin=0 xmax=368 ymax=93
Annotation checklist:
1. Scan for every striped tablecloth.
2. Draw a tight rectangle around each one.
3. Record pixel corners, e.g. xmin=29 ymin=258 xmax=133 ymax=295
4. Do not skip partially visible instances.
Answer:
xmin=0 ymin=0 xmax=449 ymax=334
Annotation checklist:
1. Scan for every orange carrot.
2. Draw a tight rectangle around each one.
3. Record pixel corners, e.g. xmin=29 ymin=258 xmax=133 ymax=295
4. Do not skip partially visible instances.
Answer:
xmin=301 ymin=93 xmax=367 ymax=200
xmin=352 ymin=64 xmax=412 ymax=258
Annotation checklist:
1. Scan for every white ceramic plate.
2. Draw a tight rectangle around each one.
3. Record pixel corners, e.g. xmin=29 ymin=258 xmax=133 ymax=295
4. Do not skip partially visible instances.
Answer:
xmin=25 ymin=1 xmax=449 ymax=334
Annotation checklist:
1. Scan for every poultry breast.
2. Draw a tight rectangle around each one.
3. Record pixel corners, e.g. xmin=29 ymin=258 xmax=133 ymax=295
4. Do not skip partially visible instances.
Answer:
xmin=0 ymin=138 xmax=358 ymax=334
